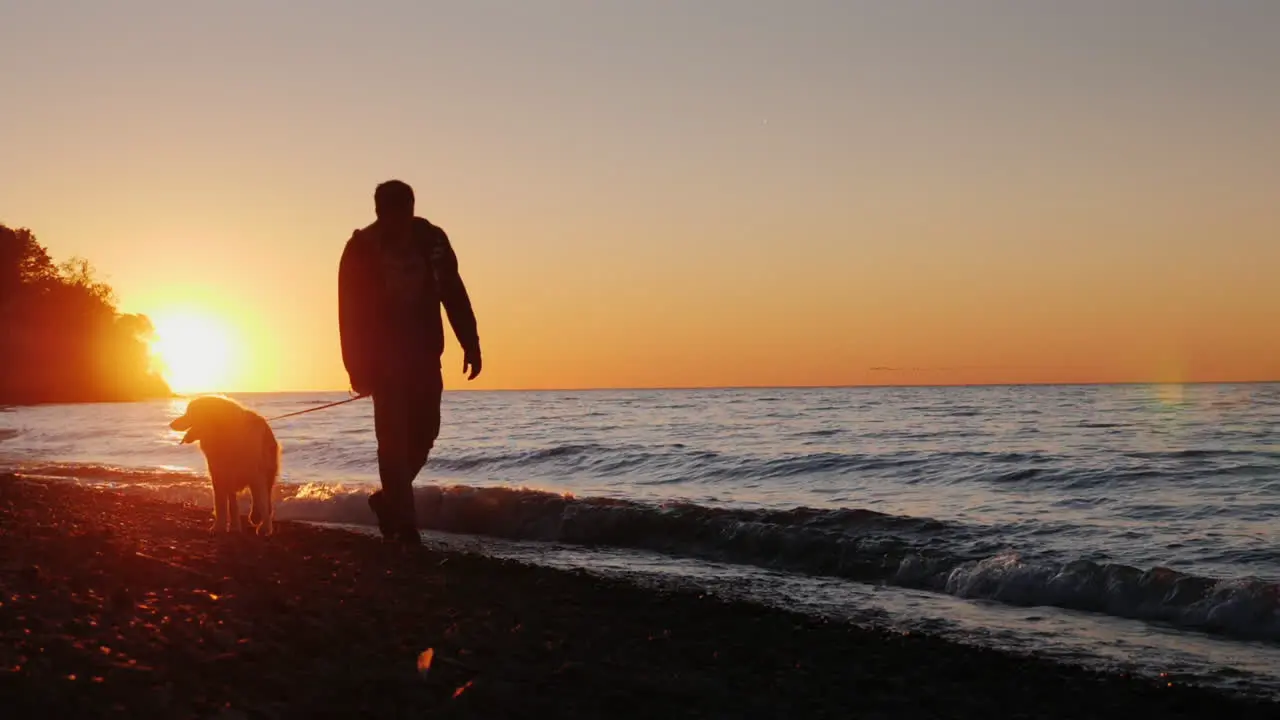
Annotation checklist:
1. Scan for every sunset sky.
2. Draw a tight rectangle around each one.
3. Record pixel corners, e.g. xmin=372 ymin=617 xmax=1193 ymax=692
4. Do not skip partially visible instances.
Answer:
xmin=2 ymin=1 xmax=1277 ymax=392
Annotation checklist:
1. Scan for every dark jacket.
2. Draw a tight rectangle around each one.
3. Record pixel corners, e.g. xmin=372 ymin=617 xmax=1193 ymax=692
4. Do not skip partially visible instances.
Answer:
xmin=338 ymin=216 xmax=479 ymax=391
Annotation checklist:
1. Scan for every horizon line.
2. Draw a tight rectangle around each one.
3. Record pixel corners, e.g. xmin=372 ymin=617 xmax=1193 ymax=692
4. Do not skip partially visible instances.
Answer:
xmin=200 ymin=379 xmax=1280 ymax=395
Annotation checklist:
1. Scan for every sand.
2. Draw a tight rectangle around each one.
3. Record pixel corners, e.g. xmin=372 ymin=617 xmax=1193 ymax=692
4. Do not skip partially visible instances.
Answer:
xmin=1 ymin=473 xmax=1276 ymax=719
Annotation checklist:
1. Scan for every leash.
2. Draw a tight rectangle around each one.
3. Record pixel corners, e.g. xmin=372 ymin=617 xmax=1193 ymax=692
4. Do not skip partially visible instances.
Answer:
xmin=265 ymin=393 xmax=370 ymax=423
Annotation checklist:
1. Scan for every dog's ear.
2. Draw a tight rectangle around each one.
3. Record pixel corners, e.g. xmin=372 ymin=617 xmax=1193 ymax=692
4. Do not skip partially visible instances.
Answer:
xmin=180 ymin=427 xmax=201 ymax=444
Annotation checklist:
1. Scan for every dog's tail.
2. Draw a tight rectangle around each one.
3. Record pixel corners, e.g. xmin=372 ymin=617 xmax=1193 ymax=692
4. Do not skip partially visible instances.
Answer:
xmin=262 ymin=428 xmax=281 ymax=488
xmin=248 ymin=422 xmax=281 ymax=528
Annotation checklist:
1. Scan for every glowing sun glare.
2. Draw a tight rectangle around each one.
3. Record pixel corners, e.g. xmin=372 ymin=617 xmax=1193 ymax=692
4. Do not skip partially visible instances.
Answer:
xmin=150 ymin=312 xmax=236 ymax=393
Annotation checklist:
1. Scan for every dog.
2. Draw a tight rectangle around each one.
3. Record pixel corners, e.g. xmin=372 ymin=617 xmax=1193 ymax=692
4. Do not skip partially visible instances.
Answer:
xmin=169 ymin=395 xmax=280 ymax=536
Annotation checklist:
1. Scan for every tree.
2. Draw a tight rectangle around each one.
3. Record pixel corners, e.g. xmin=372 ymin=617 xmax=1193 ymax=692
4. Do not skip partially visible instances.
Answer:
xmin=0 ymin=223 xmax=171 ymax=404
xmin=0 ymin=225 xmax=57 ymax=306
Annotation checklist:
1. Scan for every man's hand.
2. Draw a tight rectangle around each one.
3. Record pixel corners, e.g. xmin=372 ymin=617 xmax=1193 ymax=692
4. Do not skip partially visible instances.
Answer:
xmin=463 ymin=350 xmax=482 ymax=381
xmin=349 ymin=373 xmax=375 ymax=397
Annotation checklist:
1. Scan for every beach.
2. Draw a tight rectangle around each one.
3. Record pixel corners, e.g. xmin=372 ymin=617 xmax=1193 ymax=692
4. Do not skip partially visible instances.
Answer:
xmin=1 ymin=473 xmax=1276 ymax=719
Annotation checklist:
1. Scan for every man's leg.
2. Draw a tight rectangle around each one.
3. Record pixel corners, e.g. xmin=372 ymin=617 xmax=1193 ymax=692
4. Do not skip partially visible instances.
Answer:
xmin=392 ymin=367 xmax=443 ymax=544
xmin=371 ymin=386 xmax=411 ymax=539
xmin=405 ymin=367 xmax=444 ymax=484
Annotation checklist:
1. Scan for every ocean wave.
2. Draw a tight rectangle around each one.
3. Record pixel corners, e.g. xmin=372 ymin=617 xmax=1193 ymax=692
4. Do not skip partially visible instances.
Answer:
xmin=17 ymin=465 xmax=1280 ymax=644
xmin=1130 ymin=449 xmax=1260 ymax=460
xmin=793 ymin=428 xmax=844 ymax=438
xmin=417 ymin=441 xmax=1252 ymax=491
xmin=428 ymin=444 xmax=938 ymax=481
xmin=400 ymin=485 xmax=1280 ymax=642
xmin=286 ymin=485 xmax=1280 ymax=642
xmin=14 ymin=461 xmax=204 ymax=485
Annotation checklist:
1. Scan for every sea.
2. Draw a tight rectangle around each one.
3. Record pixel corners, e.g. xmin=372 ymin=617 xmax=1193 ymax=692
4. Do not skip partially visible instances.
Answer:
xmin=3 ymin=384 xmax=1280 ymax=697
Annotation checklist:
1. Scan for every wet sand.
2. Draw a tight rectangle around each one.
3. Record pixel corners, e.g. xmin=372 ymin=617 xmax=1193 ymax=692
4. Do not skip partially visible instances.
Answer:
xmin=1 ymin=473 xmax=1275 ymax=719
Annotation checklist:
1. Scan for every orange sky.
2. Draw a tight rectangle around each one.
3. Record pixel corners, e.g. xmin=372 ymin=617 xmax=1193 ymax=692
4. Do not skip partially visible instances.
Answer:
xmin=2 ymin=2 xmax=1277 ymax=392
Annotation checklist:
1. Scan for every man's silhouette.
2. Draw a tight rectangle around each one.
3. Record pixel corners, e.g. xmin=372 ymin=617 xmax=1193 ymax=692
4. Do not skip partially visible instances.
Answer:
xmin=339 ymin=180 xmax=481 ymax=544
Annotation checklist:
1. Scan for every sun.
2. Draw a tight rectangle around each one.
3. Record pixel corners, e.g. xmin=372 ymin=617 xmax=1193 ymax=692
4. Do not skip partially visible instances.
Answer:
xmin=149 ymin=310 xmax=237 ymax=394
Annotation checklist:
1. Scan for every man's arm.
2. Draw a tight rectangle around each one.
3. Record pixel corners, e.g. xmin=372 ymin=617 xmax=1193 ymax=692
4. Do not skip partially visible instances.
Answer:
xmin=422 ymin=220 xmax=481 ymax=377
xmin=338 ymin=232 xmax=376 ymax=393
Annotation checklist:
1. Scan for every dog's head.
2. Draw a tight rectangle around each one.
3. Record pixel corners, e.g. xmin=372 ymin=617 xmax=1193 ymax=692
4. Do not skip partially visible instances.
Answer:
xmin=169 ymin=395 xmax=244 ymax=444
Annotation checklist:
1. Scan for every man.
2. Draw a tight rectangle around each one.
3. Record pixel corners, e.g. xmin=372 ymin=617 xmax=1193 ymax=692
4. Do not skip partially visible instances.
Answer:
xmin=338 ymin=179 xmax=482 ymax=544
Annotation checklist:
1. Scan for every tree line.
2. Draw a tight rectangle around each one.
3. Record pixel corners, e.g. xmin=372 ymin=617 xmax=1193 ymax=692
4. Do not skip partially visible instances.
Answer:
xmin=0 ymin=223 xmax=171 ymax=404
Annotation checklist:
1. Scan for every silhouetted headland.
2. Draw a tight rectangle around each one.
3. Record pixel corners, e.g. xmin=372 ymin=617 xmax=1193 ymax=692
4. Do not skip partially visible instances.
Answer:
xmin=0 ymin=224 xmax=171 ymax=405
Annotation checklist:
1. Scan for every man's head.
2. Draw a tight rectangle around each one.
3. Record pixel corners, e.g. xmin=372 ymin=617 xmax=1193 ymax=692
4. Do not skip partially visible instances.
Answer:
xmin=374 ymin=180 xmax=415 ymax=221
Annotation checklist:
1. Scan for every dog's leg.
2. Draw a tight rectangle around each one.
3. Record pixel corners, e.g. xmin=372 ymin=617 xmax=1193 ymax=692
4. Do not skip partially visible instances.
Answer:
xmin=250 ymin=484 xmax=274 ymax=537
xmin=227 ymin=490 xmax=242 ymax=533
xmin=211 ymin=484 xmax=228 ymax=533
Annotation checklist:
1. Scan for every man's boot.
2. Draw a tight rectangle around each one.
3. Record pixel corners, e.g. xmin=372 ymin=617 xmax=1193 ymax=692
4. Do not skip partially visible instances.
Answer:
xmin=388 ymin=480 xmax=421 ymax=546
xmin=368 ymin=490 xmax=393 ymax=538
xmin=371 ymin=453 xmax=402 ymax=539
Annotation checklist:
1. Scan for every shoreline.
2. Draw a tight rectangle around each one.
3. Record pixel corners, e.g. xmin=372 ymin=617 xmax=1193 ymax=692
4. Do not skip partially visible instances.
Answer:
xmin=2 ymin=474 xmax=1277 ymax=718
